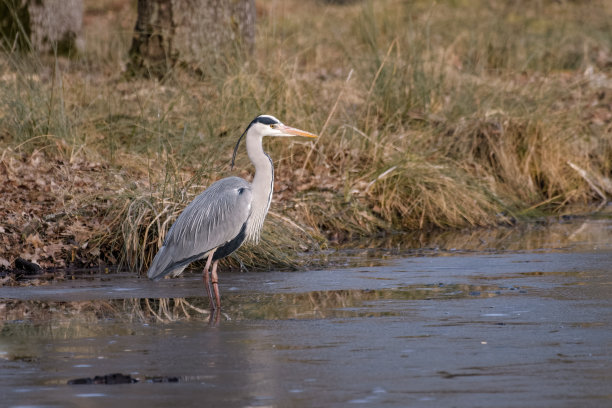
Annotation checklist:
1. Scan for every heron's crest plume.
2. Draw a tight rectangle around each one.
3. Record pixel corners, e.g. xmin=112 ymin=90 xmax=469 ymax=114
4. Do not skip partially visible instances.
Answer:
xmin=230 ymin=127 xmax=248 ymax=170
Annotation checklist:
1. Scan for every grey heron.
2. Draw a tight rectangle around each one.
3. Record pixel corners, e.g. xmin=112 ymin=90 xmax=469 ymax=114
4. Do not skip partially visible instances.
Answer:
xmin=147 ymin=115 xmax=317 ymax=310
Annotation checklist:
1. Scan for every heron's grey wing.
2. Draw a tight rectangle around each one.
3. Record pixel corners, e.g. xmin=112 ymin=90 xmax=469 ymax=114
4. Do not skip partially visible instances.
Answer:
xmin=147 ymin=177 xmax=252 ymax=280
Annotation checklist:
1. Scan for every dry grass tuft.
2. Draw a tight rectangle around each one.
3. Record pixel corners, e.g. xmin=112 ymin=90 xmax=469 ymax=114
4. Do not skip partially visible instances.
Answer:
xmin=365 ymin=158 xmax=503 ymax=229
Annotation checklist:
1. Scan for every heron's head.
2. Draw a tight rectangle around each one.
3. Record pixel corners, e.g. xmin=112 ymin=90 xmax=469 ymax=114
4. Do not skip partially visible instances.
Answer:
xmin=231 ymin=115 xmax=317 ymax=168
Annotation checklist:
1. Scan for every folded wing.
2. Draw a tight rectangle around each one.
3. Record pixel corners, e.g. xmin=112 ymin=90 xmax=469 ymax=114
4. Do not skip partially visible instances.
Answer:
xmin=147 ymin=177 xmax=252 ymax=280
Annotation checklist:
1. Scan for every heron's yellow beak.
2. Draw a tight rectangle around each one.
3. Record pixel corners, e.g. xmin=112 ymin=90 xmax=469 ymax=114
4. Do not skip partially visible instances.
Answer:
xmin=281 ymin=125 xmax=318 ymax=138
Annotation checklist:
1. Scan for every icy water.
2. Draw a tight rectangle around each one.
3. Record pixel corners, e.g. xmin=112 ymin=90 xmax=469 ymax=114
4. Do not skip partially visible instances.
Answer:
xmin=1 ymin=219 xmax=611 ymax=408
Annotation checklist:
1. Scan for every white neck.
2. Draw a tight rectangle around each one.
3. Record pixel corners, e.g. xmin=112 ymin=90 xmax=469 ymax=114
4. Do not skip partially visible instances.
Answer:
xmin=245 ymin=131 xmax=273 ymax=243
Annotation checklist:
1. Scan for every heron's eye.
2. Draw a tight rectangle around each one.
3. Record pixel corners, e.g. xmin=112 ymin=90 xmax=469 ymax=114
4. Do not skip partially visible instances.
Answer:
xmin=270 ymin=124 xmax=276 ymax=129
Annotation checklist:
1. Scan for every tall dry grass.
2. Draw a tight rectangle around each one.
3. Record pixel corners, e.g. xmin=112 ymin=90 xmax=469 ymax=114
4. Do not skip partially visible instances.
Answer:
xmin=0 ymin=0 xmax=610 ymax=272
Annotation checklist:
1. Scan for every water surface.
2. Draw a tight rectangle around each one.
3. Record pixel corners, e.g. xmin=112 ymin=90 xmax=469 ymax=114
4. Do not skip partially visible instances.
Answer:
xmin=1 ymin=219 xmax=611 ymax=407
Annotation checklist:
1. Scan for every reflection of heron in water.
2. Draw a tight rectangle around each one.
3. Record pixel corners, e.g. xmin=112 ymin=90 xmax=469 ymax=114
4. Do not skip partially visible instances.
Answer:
xmin=146 ymin=115 xmax=317 ymax=310
xmin=134 ymin=298 xmax=212 ymax=323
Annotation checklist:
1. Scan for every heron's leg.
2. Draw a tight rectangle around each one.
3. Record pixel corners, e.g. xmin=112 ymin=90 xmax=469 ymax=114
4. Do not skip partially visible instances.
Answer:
xmin=202 ymin=249 xmax=216 ymax=309
xmin=211 ymin=260 xmax=221 ymax=310
xmin=208 ymin=307 xmax=220 ymax=327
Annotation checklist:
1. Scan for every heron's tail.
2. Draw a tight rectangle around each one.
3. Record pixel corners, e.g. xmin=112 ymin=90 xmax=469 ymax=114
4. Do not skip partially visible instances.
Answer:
xmin=147 ymin=246 xmax=185 ymax=280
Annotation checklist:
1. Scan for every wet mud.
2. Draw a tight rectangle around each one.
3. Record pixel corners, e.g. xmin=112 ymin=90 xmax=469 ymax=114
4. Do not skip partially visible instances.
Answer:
xmin=1 ymin=219 xmax=611 ymax=407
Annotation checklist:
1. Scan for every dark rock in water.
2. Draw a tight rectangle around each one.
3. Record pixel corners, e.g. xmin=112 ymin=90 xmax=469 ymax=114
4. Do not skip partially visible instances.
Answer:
xmin=147 ymin=376 xmax=179 ymax=383
xmin=98 ymin=373 xmax=137 ymax=384
xmin=68 ymin=377 xmax=93 ymax=385
xmin=68 ymin=373 xmax=137 ymax=385
xmin=15 ymin=258 xmax=41 ymax=274
xmin=67 ymin=373 xmax=180 ymax=385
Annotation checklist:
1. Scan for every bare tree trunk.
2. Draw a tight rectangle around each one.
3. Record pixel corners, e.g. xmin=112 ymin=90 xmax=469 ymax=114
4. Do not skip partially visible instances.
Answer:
xmin=0 ymin=0 xmax=83 ymax=54
xmin=128 ymin=0 xmax=255 ymax=78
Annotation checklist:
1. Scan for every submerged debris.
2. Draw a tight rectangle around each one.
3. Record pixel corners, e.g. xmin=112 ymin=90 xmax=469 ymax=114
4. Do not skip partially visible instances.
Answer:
xmin=68 ymin=373 xmax=138 ymax=385
xmin=67 ymin=373 xmax=179 ymax=385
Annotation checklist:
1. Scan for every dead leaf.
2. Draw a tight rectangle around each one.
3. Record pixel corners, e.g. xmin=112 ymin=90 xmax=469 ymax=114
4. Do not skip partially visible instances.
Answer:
xmin=25 ymin=234 xmax=44 ymax=248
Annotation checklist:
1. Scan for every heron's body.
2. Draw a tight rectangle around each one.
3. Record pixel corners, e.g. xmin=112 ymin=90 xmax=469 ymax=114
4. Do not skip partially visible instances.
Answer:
xmin=147 ymin=177 xmax=252 ymax=280
xmin=146 ymin=115 xmax=317 ymax=310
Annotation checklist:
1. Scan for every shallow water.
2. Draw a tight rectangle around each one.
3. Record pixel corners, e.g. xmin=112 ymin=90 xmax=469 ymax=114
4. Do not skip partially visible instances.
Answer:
xmin=1 ymin=219 xmax=611 ymax=407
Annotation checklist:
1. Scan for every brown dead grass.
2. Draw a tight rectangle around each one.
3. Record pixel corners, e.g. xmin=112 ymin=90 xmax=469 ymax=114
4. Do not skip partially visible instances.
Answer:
xmin=0 ymin=0 xmax=611 ymax=275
